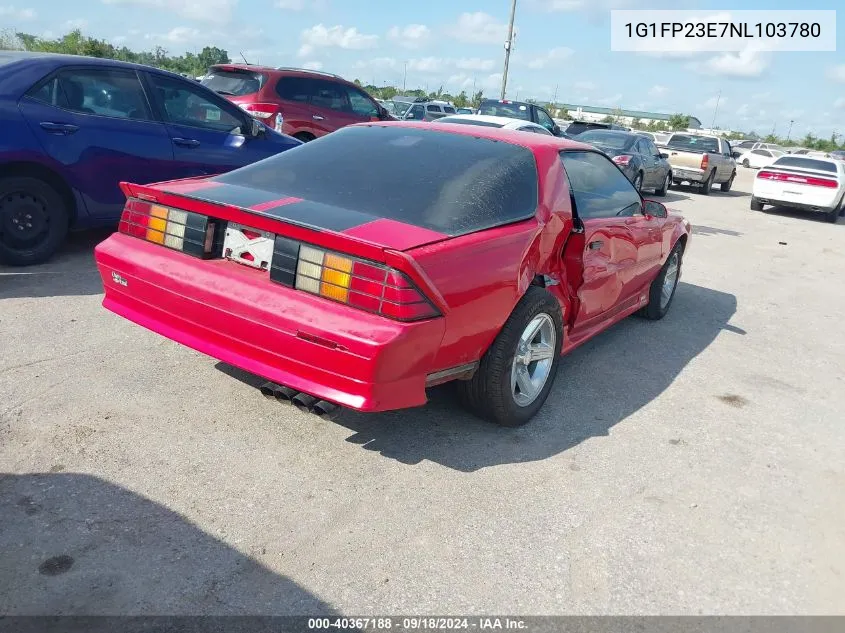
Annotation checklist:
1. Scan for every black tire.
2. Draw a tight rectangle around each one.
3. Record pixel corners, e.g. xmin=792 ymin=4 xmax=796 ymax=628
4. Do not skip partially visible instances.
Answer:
xmin=700 ymin=170 xmax=715 ymax=195
xmin=0 ymin=176 xmax=69 ymax=266
xmin=720 ymin=171 xmax=735 ymax=192
xmin=825 ymin=206 xmax=839 ymax=224
xmin=293 ymin=132 xmax=315 ymax=142
xmin=640 ymin=241 xmax=684 ymax=321
xmin=742 ymin=158 xmax=750 ymax=168
xmin=750 ymin=197 xmax=763 ymax=211
xmin=632 ymin=173 xmax=643 ymax=192
xmin=655 ymin=171 xmax=671 ymax=197
xmin=458 ymin=286 xmax=563 ymax=427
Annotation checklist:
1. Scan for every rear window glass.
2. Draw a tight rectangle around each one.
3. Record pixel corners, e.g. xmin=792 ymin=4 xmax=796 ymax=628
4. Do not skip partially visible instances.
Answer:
xmin=565 ymin=122 xmax=608 ymax=136
xmin=478 ymin=101 xmax=531 ymax=121
xmin=577 ymin=130 xmax=634 ymax=149
xmin=443 ymin=106 xmax=456 ymax=114
xmin=214 ymin=125 xmax=539 ymax=236
xmin=201 ymin=70 xmax=265 ymax=96
xmin=666 ymin=135 xmax=719 ymax=153
xmin=772 ymin=157 xmax=838 ymax=173
xmin=437 ymin=117 xmax=503 ymax=128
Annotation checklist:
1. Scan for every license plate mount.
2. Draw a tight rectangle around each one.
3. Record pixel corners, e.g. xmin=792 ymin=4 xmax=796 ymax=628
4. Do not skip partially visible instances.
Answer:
xmin=223 ymin=223 xmax=274 ymax=271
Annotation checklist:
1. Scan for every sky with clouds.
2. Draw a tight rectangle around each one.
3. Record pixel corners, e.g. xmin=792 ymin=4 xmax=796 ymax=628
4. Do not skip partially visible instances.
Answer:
xmin=2 ymin=0 xmax=843 ymax=138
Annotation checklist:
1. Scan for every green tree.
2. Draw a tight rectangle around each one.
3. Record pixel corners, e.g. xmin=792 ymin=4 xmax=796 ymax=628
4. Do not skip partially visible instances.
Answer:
xmin=601 ymin=115 xmax=614 ymax=123
xmin=802 ymin=133 xmax=817 ymax=147
xmin=559 ymin=108 xmax=573 ymax=120
xmin=763 ymin=134 xmax=778 ymax=143
xmin=453 ymin=91 xmax=469 ymax=108
xmin=630 ymin=117 xmax=642 ymax=129
xmin=668 ymin=113 xmax=690 ymax=130
xmin=471 ymin=90 xmax=484 ymax=108
xmin=197 ymin=46 xmax=229 ymax=71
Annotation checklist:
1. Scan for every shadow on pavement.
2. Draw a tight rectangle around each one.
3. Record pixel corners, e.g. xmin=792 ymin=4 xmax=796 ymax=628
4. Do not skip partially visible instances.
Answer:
xmin=762 ymin=206 xmax=845 ymax=225
xmin=0 ymin=230 xmax=111 ymax=299
xmin=222 ymin=282 xmax=741 ymax=472
xmin=692 ymin=225 xmax=742 ymax=237
xmin=0 ymin=473 xmax=337 ymax=615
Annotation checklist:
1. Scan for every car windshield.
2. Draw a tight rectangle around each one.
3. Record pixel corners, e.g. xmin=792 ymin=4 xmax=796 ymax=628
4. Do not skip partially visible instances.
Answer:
xmin=577 ymin=131 xmax=633 ymax=150
xmin=772 ymin=157 xmax=838 ymax=172
xmin=391 ymin=100 xmax=414 ymax=117
xmin=666 ymin=134 xmax=720 ymax=153
xmin=477 ymin=101 xmax=532 ymax=121
xmin=456 ymin=108 xmax=473 ymax=114
xmin=565 ymin=122 xmax=608 ymax=136
xmin=213 ymin=125 xmax=539 ymax=236
xmin=201 ymin=70 xmax=265 ymax=96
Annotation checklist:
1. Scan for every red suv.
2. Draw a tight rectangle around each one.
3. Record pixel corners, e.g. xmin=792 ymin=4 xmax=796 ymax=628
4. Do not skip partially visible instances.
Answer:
xmin=200 ymin=65 xmax=394 ymax=142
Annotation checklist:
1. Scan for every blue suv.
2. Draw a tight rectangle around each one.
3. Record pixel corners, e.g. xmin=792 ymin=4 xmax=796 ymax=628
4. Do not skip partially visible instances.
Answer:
xmin=0 ymin=52 xmax=301 ymax=265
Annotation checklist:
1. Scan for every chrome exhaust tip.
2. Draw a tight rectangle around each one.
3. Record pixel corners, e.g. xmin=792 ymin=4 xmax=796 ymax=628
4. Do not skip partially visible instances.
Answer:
xmin=291 ymin=393 xmax=318 ymax=413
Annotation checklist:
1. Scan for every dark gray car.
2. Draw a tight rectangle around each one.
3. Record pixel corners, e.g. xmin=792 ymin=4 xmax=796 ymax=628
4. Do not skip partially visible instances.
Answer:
xmin=576 ymin=129 xmax=673 ymax=195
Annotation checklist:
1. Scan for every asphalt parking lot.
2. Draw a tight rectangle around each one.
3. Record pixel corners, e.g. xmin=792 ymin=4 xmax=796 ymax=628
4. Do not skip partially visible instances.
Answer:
xmin=1 ymin=167 xmax=844 ymax=615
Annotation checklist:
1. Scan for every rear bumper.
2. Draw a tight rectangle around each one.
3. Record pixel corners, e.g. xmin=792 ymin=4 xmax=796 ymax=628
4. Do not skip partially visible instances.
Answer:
xmin=671 ymin=167 xmax=706 ymax=183
xmin=95 ymin=234 xmax=447 ymax=412
xmin=753 ymin=184 xmax=840 ymax=212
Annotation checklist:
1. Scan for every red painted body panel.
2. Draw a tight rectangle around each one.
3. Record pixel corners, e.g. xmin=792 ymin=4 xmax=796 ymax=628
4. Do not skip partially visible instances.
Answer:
xmin=96 ymin=122 xmax=691 ymax=413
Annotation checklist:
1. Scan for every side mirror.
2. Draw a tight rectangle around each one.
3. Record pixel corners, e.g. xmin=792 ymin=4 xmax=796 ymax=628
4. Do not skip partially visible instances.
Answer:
xmin=242 ymin=117 xmax=264 ymax=138
xmin=659 ymin=152 xmax=669 ymax=159
xmin=643 ymin=199 xmax=668 ymax=218
xmin=552 ymin=124 xmax=561 ymax=136
xmin=405 ymin=112 xmax=415 ymax=119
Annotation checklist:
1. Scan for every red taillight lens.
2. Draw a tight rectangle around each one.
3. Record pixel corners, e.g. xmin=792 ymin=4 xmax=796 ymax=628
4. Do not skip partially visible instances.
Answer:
xmin=612 ymin=155 xmax=632 ymax=166
xmin=757 ymin=171 xmax=838 ymax=188
xmin=118 ymin=198 xmax=220 ymax=258
xmin=700 ymin=154 xmax=709 ymax=170
xmin=271 ymin=242 xmax=439 ymax=322
xmin=242 ymin=102 xmax=278 ymax=120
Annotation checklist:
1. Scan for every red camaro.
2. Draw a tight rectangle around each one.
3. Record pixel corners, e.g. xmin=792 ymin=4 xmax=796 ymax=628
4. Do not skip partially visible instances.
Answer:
xmin=95 ymin=121 xmax=691 ymax=426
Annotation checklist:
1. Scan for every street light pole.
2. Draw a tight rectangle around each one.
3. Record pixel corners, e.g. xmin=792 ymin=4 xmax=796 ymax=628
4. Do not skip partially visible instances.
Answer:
xmin=500 ymin=0 xmax=518 ymax=100
xmin=710 ymin=90 xmax=721 ymax=130
xmin=786 ymin=119 xmax=794 ymax=141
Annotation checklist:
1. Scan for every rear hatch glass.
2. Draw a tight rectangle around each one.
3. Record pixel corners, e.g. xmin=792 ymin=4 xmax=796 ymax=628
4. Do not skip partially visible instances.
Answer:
xmin=478 ymin=100 xmax=531 ymax=121
xmin=212 ymin=125 xmax=539 ymax=236
xmin=201 ymin=69 xmax=266 ymax=96
xmin=565 ymin=121 xmax=610 ymax=136
xmin=666 ymin=135 xmax=719 ymax=153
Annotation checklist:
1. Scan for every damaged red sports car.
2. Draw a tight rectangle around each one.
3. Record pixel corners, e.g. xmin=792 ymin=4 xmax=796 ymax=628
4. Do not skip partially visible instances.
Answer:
xmin=94 ymin=121 xmax=691 ymax=426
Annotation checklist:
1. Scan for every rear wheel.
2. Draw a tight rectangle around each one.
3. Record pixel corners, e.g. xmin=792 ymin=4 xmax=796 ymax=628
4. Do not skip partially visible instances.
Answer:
xmin=742 ymin=158 xmax=750 ymax=168
xmin=750 ymin=197 xmax=764 ymax=211
xmin=640 ymin=241 xmax=683 ymax=320
xmin=0 ymin=176 xmax=69 ymax=266
xmin=458 ymin=287 xmax=563 ymax=427
xmin=720 ymin=171 xmax=735 ymax=192
xmin=293 ymin=132 xmax=315 ymax=142
xmin=825 ymin=206 xmax=839 ymax=223
xmin=632 ymin=173 xmax=643 ymax=192
xmin=655 ymin=171 xmax=671 ymax=197
xmin=700 ymin=170 xmax=715 ymax=195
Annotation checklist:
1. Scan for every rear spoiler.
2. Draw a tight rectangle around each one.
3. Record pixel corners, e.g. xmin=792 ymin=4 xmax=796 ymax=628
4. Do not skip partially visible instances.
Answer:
xmin=118 ymin=181 xmax=450 ymax=314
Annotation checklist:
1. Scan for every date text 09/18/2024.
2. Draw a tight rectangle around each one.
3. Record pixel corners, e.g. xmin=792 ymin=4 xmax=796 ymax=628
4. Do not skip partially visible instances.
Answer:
xmin=307 ymin=617 xmax=528 ymax=630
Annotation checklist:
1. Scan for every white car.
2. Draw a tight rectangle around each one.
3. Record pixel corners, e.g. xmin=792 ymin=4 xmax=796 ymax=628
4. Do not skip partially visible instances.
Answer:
xmin=434 ymin=114 xmax=554 ymax=135
xmin=751 ymin=155 xmax=845 ymax=223
xmin=740 ymin=148 xmax=785 ymax=169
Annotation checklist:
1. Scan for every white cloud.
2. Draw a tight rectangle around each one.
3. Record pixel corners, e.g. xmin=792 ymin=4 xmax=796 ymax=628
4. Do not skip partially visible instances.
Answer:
xmin=302 ymin=60 xmax=323 ymax=70
xmin=698 ymin=96 xmax=725 ymax=110
xmin=595 ymin=93 xmax=623 ymax=106
xmin=0 ymin=5 xmax=36 ymax=19
xmin=526 ymin=46 xmax=573 ymax=69
xmin=274 ymin=0 xmax=303 ymax=8
xmin=574 ymin=80 xmax=596 ymax=92
xmin=354 ymin=57 xmax=398 ymax=70
xmin=112 ymin=35 xmax=128 ymax=44
xmin=387 ymin=24 xmax=431 ymax=49
xmin=102 ymin=0 xmax=236 ymax=23
xmin=63 ymin=18 xmax=88 ymax=30
xmin=408 ymin=57 xmax=443 ymax=73
xmin=828 ymin=66 xmax=845 ymax=83
xmin=736 ymin=104 xmax=749 ymax=117
xmin=146 ymin=26 xmax=202 ymax=44
xmin=455 ymin=57 xmax=495 ymax=72
xmin=834 ymin=98 xmax=845 ymax=109
xmin=297 ymin=24 xmax=378 ymax=58
xmin=690 ymin=47 xmax=769 ymax=78
xmin=445 ymin=12 xmax=509 ymax=44
xmin=649 ymin=85 xmax=668 ymax=97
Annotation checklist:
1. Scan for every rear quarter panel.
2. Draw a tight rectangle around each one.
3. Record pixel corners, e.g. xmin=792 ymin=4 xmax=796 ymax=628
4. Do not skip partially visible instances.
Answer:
xmin=408 ymin=144 xmax=575 ymax=370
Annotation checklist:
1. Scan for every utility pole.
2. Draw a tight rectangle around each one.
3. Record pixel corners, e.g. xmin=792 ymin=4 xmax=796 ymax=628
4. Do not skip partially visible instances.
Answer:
xmin=552 ymin=84 xmax=558 ymax=106
xmin=500 ymin=0 xmax=518 ymax=100
xmin=403 ymin=61 xmax=407 ymax=93
xmin=710 ymin=90 xmax=721 ymax=130
xmin=786 ymin=119 xmax=794 ymax=141
xmin=771 ymin=122 xmax=776 ymax=137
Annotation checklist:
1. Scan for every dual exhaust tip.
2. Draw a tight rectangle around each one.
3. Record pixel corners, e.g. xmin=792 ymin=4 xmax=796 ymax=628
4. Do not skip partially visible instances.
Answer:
xmin=260 ymin=382 xmax=340 ymax=419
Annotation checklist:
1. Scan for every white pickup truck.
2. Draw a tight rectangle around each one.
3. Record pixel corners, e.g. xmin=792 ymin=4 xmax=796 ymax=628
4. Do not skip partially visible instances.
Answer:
xmin=665 ymin=133 xmax=737 ymax=195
